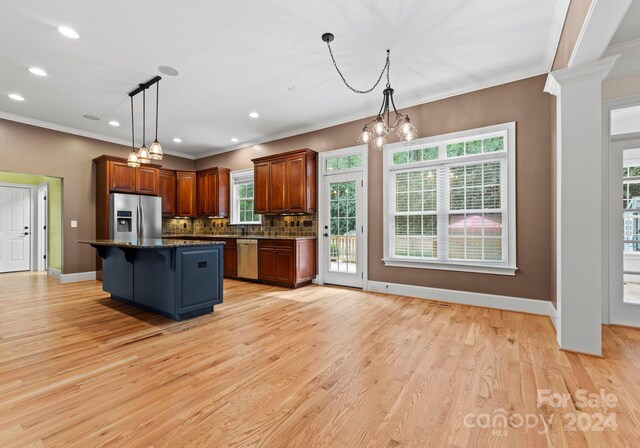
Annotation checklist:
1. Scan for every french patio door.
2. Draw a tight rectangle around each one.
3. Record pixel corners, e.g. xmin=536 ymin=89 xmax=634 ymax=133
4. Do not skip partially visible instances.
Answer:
xmin=610 ymin=136 xmax=640 ymax=327
xmin=321 ymin=171 xmax=364 ymax=288
xmin=0 ymin=186 xmax=31 ymax=273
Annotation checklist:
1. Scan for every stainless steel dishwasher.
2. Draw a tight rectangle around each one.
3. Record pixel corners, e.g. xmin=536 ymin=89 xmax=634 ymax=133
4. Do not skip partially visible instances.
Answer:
xmin=237 ymin=239 xmax=258 ymax=279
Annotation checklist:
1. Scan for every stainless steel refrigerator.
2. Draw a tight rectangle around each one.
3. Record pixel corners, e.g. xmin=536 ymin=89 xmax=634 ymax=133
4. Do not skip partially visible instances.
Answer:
xmin=109 ymin=193 xmax=162 ymax=241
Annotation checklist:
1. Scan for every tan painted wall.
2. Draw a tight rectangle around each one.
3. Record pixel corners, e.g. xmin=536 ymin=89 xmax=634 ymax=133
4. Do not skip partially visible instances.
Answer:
xmin=603 ymin=74 xmax=640 ymax=100
xmin=0 ymin=119 xmax=195 ymax=274
xmin=197 ymin=75 xmax=554 ymax=301
xmin=552 ymin=0 xmax=592 ymax=70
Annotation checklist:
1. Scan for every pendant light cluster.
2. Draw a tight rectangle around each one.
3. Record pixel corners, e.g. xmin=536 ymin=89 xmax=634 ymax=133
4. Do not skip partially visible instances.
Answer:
xmin=127 ymin=76 xmax=163 ymax=167
xmin=322 ymin=33 xmax=418 ymax=150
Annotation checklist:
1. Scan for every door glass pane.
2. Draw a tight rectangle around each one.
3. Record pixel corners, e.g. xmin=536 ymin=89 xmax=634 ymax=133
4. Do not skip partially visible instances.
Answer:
xmin=623 ymin=148 xmax=640 ymax=304
xmin=329 ymin=180 xmax=357 ymax=273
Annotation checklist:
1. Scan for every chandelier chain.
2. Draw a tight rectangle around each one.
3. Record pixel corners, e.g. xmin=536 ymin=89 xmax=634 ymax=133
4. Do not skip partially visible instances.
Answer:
xmin=326 ymin=41 xmax=390 ymax=95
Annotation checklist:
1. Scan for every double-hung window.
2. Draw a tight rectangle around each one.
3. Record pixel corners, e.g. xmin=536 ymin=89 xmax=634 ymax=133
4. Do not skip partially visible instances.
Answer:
xmin=230 ymin=169 xmax=261 ymax=225
xmin=383 ymin=122 xmax=516 ymax=275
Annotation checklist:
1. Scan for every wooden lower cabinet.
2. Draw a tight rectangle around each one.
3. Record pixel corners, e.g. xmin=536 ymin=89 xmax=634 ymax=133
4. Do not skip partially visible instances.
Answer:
xmin=163 ymin=236 xmax=315 ymax=286
xmin=258 ymin=239 xmax=316 ymax=288
xmin=221 ymin=239 xmax=237 ymax=279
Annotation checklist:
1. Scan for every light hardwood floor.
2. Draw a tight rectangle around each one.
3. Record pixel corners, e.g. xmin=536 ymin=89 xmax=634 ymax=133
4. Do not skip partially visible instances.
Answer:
xmin=1 ymin=273 xmax=640 ymax=447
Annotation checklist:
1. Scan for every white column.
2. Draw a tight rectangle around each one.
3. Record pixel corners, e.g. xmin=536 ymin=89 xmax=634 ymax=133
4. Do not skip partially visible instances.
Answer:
xmin=545 ymin=57 xmax=617 ymax=356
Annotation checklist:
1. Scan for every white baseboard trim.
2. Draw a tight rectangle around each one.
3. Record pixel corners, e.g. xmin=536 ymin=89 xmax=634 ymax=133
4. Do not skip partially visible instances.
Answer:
xmin=366 ymin=280 xmax=556 ymax=317
xmin=51 ymin=270 xmax=97 ymax=284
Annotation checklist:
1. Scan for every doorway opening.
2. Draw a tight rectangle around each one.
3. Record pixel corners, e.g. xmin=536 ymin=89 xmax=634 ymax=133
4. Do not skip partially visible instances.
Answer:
xmin=0 ymin=171 xmax=62 ymax=275
xmin=608 ymin=101 xmax=640 ymax=327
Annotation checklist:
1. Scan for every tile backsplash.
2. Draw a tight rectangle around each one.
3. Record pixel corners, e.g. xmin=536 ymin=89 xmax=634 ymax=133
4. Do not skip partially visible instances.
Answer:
xmin=163 ymin=215 xmax=317 ymax=238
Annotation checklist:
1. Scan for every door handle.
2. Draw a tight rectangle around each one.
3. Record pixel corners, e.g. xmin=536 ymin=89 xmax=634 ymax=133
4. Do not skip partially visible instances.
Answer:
xmin=323 ymin=233 xmax=329 ymax=237
xmin=20 ymin=232 xmax=29 ymax=236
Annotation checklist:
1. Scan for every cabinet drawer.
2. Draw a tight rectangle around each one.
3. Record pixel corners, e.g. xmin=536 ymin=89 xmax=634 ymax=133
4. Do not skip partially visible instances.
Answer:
xmin=258 ymin=239 xmax=295 ymax=249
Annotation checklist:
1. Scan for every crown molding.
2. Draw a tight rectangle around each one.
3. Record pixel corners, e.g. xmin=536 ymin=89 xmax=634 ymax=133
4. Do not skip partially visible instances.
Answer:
xmin=0 ymin=111 xmax=196 ymax=160
xmin=604 ymin=38 xmax=640 ymax=58
xmin=194 ymin=62 xmax=549 ymax=159
xmin=544 ymin=0 xmax=572 ymax=70
xmin=549 ymin=55 xmax=619 ymax=88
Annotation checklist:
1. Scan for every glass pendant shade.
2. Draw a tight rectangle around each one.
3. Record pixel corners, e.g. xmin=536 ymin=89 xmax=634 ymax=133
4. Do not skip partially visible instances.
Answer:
xmin=138 ymin=145 xmax=151 ymax=164
xmin=357 ymin=126 xmax=373 ymax=145
xmin=373 ymin=117 xmax=390 ymax=136
xmin=400 ymin=130 xmax=418 ymax=145
xmin=127 ymin=150 xmax=140 ymax=168
xmin=149 ymin=139 xmax=163 ymax=160
xmin=373 ymin=135 xmax=386 ymax=150
xmin=397 ymin=117 xmax=416 ymax=137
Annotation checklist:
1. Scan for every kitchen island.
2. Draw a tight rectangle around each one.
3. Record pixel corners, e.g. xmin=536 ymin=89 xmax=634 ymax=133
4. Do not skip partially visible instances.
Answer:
xmin=79 ymin=239 xmax=224 ymax=321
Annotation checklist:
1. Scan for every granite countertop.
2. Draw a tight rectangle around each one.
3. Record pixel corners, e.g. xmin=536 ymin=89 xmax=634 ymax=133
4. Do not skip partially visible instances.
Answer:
xmin=78 ymin=239 xmax=226 ymax=249
xmin=162 ymin=234 xmax=317 ymax=241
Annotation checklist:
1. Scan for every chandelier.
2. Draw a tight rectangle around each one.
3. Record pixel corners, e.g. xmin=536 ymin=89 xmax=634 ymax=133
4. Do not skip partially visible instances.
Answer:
xmin=127 ymin=76 xmax=164 ymax=167
xmin=322 ymin=33 xmax=418 ymax=149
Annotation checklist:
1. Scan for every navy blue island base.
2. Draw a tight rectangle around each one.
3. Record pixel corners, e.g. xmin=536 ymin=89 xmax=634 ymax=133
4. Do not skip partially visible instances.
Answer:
xmin=79 ymin=239 xmax=225 ymax=321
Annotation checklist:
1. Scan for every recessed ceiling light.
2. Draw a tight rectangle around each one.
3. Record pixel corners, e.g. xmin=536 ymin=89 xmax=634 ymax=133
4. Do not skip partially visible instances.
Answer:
xmin=230 ymin=138 xmax=239 ymax=143
xmin=108 ymin=120 xmax=120 ymax=127
xmin=56 ymin=26 xmax=80 ymax=39
xmin=173 ymin=138 xmax=182 ymax=143
xmin=28 ymin=67 xmax=47 ymax=77
xmin=158 ymin=65 xmax=179 ymax=76
xmin=249 ymin=112 xmax=259 ymax=119
xmin=83 ymin=114 xmax=100 ymax=121
xmin=8 ymin=93 xmax=25 ymax=101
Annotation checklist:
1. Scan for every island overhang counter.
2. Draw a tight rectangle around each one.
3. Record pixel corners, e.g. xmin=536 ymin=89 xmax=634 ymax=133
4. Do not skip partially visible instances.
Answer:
xmin=79 ymin=239 xmax=225 ymax=320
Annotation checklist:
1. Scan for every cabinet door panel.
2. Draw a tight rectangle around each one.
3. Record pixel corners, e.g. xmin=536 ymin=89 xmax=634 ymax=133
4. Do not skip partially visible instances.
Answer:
xmin=254 ymin=162 xmax=270 ymax=213
xmin=159 ymin=171 xmax=176 ymax=216
xmin=136 ymin=166 xmax=159 ymax=195
xmin=286 ymin=155 xmax=306 ymax=212
xmin=269 ymin=159 xmax=287 ymax=213
xmin=109 ymin=162 xmax=136 ymax=193
xmin=176 ymin=172 xmax=197 ymax=217
xmin=275 ymin=249 xmax=295 ymax=284
xmin=224 ymin=247 xmax=237 ymax=278
xmin=197 ymin=173 xmax=209 ymax=216
xmin=258 ymin=248 xmax=277 ymax=281
xmin=207 ymin=172 xmax=219 ymax=216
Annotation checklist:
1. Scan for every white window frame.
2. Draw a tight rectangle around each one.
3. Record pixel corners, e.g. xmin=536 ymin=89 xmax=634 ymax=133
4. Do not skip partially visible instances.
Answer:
xmin=382 ymin=122 xmax=517 ymax=276
xmin=230 ymin=169 xmax=261 ymax=225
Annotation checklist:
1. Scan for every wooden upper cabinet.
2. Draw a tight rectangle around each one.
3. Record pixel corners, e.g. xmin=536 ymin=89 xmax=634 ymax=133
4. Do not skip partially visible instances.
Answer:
xmin=269 ymin=159 xmax=287 ymax=213
xmin=197 ymin=172 xmax=209 ymax=216
xmin=176 ymin=171 xmax=197 ymax=217
xmin=253 ymin=162 xmax=270 ymax=213
xmin=159 ymin=169 xmax=177 ymax=217
xmin=196 ymin=168 xmax=230 ymax=217
xmin=136 ymin=166 xmax=160 ymax=195
xmin=286 ymin=155 xmax=306 ymax=213
xmin=251 ymin=149 xmax=317 ymax=214
xmin=96 ymin=156 xmax=160 ymax=196
xmin=109 ymin=161 xmax=137 ymax=193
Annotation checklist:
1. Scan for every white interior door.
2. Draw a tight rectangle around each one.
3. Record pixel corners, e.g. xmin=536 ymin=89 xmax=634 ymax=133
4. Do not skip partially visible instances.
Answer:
xmin=321 ymin=171 xmax=363 ymax=288
xmin=610 ymin=136 xmax=640 ymax=327
xmin=0 ymin=186 xmax=31 ymax=273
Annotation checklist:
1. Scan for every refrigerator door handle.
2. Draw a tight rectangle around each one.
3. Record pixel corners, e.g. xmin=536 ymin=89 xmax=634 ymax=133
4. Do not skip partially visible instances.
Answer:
xmin=139 ymin=203 xmax=144 ymax=240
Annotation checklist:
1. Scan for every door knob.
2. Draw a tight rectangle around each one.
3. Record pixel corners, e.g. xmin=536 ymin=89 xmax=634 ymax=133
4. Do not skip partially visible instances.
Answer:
xmin=323 ymin=233 xmax=328 ymax=237
xmin=20 ymin=232 xmax=29 ymax=236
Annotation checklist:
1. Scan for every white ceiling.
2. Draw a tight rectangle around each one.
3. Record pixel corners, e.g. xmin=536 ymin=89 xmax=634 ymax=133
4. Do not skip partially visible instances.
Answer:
xmin=610 ymin=0 xmax=640 ymax=46
xmin=0 ymin=0 xmax=566 ymax=159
